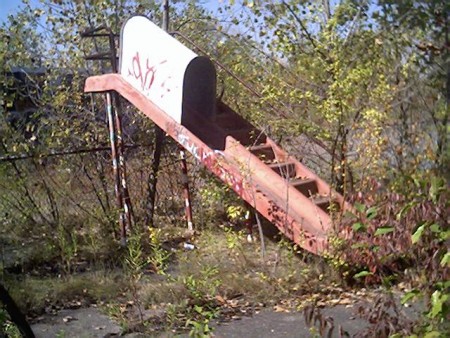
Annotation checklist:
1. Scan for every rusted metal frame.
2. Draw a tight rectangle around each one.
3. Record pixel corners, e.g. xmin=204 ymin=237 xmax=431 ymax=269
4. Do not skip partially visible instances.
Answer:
xmin=110 ymin=94 xmax=134 ymax=233
xmin=145 ymin=1 xmax=171 ymax=228
xmin=105 ymin=91 xmax=126 ymax=246
xmin=147 ymin=0 xmax=195 ymax=232
xmin=243 ymin=201 xmax=256 ymax=242
xmin=184 ymin=37 xmax=350 ymax=219
xmin=83 ymin=33 xmax=119 ymax=38
xmin=162 ymin=0 xmax=170 ymax=32
xmin=85 ymin=52 xmax=115 ymax=60
xmin=226 ymin=139 xmax=331 ymax=233
xmin=173 ymin=132 xmax=328 ymax=254
xmin=163 ymin=4 xmax=194 ymax=231
xmin=146 ymin=128 xmax=164 ymax=227
xmin=150 ymin=0 xmax=171 ymax=228
xmin=108 ymin=30 xmax=134 ymax=232
xmin=82 ymin=25 xmax=133 ymax=241
xmin=82 ymin=28 xmax=119 ymax=62
xmin=170 ymin=32 xmax=320 ymax=239
xmin=171 ymin=31 xmax=334 ymax=157
xmin=84 ymin=75 xmax=328 ymax=254
xmin=178 ymin=145 xmax=194 ymax=231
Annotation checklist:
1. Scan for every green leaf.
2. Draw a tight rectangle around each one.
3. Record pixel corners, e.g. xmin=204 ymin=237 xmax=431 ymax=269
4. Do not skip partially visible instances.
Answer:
xmin=344 ymin=210 xmax=356 ymax=219
xmin=352 ymin=222 xmax=365 ymax=232
xmin=366 ymin=206 xmax=378 ymax=220
xmin=354 ymin=270 xmax=373 ymax=279
xmin=354 ymin=202 xmax=365 ymax=213
xmin=412 ymin=223 xmax=426 ymax=244
xmin=429 ymin=176 xmax=444 ymax=203
xmin=424 ymin=332 xmax=441 ymax=338
xmin=401 ymin=289 xmax=420 ymax=304
xmin=440 ymin=230 xmax=450 ymax=241
xmin=428 ymin=290 xmax=448 ymax=318
xmin=374 ymin=227 xmax=394 ymax=236
xmin=397 ymin=202 xmax=414 ymax=220
xmin=389 ymin=334 xmax=403 ymax=338
xmin=436 ymin=280 xmax=450 ymax=290
xmin=429 ymin=223 xmax=441 ymax=233
xmin=440 ymin=252 xmax=450 ymax=267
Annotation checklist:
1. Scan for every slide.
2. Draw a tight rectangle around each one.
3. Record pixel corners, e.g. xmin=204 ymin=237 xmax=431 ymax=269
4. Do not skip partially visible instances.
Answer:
xmin=84 ymin=16 xmax=352 ymax=255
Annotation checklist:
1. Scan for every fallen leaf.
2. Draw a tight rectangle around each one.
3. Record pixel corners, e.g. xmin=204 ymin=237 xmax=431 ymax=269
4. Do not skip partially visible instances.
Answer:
xmin=329 ymin=299 xmax=340 ymax=305
xmin=273 ymin=305 xmax=289 ymax=313
xmin=339 ymin=298 xmax=353 ymax=305
xmin=215 ymin=295 xmax=226 ymax=304
xmin=63 ymin=316 xmax=76 ymax=323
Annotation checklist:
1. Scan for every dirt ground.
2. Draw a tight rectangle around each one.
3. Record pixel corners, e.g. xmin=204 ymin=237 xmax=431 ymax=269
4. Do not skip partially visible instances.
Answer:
xmin=30 ymin=285 xmax=424 ymax=338
xmin=2 ymin=229 xmax=422 ymax=338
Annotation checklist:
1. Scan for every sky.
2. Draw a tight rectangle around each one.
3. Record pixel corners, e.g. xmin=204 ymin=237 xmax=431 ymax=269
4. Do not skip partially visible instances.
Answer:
xmin=0 ymin=0 xmax=36 ymax=23
xmin=0 ymin=0 xmax=19 ymax=22
xmin=0 ymin=0 xmax=221 ymax=24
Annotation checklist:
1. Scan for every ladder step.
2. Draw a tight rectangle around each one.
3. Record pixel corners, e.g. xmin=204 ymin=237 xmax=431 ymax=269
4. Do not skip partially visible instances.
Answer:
xmin=249 ymin=144 xmax=275 ymax=162
xmin=268 ymin=162 xmax=296 ymax=178
xmin=227 ymin=128 xmax=267 ymax=145
xmin=290 ymin=178 xmax=318 ymax=196
xmin=312 ymin=195 xmax=340 ymax=212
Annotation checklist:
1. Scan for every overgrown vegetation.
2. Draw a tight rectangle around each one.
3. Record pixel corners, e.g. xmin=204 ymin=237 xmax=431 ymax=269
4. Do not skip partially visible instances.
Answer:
xmin=1 ymin=0 xmax=448 ymax=337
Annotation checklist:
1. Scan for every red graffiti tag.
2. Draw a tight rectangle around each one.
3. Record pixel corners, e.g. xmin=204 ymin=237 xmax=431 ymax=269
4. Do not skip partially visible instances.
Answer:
xmin=159 ymin=77 xmax=173 ymax=98
xmin=128 ymin=52 xmax=167 ymax=92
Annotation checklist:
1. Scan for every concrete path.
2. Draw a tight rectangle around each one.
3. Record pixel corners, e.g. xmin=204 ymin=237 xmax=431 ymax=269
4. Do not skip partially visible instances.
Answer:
xmin=213 ymin=306 xmax=366 ymax=338
xmin=31 ymin=307 xmax=122 ymax=338
xmin=31 ymin=304 xmax=368 ymax=338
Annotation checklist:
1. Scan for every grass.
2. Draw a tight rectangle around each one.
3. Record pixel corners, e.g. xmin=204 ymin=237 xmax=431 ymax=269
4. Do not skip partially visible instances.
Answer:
xmin=137 ymin=225 xmax=337 ymax=314
xmin=0 ymin=163 xmax=345 ymax=338
xmin=2 ymin=219 xmax=340 ymax=336
xmin=5 ymin=270 xmax=126 ymax=316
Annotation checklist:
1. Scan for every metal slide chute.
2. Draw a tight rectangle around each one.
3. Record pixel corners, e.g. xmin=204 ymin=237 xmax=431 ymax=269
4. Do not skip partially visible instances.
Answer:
xmin=119 ymin=15 xmax=216 ymax=124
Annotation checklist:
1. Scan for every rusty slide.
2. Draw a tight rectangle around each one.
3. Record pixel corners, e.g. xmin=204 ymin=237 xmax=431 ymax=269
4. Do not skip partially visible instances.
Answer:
xmin=84 ymin=16 xmax=350 ymax=255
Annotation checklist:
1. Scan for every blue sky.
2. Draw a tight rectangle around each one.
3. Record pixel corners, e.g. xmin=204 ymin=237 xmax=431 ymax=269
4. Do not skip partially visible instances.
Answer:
xmin=0 ymin=0 xmax=221 ymax=24
xmin=0 ymin=0 xmax=20 ymax=22
xmin=0 ymin=0 xmax=35 ymax=23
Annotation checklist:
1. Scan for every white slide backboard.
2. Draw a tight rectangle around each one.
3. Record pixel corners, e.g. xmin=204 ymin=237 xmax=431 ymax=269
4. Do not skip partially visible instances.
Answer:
xmin=120 ymin=16 xmax=216 ymax=123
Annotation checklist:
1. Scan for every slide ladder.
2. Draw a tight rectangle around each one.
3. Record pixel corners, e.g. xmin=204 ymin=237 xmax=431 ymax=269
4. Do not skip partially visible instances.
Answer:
xmin=84 ymin=16 xmax=351 ymax=255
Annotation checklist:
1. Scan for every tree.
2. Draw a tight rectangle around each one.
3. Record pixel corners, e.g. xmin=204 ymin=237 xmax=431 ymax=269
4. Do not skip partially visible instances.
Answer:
xmin=213 ymin=0 xmax=448 ymax=192
xmin=0 ymin=0 xmax=235 ymax=240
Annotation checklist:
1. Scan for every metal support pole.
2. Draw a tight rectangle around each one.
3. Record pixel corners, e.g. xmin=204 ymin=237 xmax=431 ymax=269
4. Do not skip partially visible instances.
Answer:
xmin=244 ymin=202 xmax=255 ymax=243
xmin=162 ymin=0 xmax=169 ymax=31
xmin=111 ymin=95 xmax=133 ymax=232
xmin=82 ymin=25 xmax=133 ymax=241
xmin=106 ymin=92 xmax=126 ymax=246
xmin=108 ymin=28 xmax=134 ymax=230
xmin=164 ymin=0 xmax=193 ymax=230
xmin=146 ymin=0 xmax=170 ymax=227
xmin=146 ymin=129 xmax=165 ymax=227
xmin=179 ymin=147 xmax=194 ymax=231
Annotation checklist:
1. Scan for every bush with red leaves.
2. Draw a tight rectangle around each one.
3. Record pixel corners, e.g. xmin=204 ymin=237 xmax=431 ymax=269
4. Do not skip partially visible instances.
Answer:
xmin=334 ymin=175 xmax=448 ymax=286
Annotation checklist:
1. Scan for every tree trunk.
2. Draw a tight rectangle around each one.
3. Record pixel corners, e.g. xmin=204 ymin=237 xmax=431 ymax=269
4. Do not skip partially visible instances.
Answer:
xmin=0 ymin=283 xmax=35 ymax=338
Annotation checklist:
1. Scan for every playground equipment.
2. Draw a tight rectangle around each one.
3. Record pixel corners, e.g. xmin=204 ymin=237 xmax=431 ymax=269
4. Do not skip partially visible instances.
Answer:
xmin=84 ymin=16 xmax=352 ymax=255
